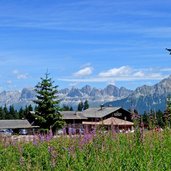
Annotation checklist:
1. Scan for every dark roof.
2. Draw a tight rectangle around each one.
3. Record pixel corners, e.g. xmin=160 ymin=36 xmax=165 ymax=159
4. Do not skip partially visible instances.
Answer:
xmin=60 ymin=111 xmax=87 ymax=120
xmin=81 ymin=107 xmax=122 ymax=118
xmin=30 ymin=111 xmax=87 ymax=120
xmin=0 ymin=120 xmax=35 ymax=129
xmin=29 ymin=107 xmax=130 ymax=121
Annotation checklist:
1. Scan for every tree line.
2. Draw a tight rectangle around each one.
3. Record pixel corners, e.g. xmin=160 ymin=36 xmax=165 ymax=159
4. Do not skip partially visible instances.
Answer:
xmin=0 ymin=101 xmax=89 ymax=120
xmin=130 ymin=107 xmax=171 ymax=129
xmin=0 ymin=104 xmax=34 ymax=121
xmin=0 ymin=103 xmax=170 ymax=130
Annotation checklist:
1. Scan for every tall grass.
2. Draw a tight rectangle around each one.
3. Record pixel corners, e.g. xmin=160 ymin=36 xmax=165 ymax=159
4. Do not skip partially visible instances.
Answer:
xmin=0 ymin=129 xmax=171 ymax=171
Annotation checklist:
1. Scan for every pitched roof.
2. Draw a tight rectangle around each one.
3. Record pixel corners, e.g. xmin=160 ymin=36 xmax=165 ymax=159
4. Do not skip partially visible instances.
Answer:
xmin=0 ymin=120 xmax=34 ymax=129
xmin=81 ymin=107 xmax=121 ymax=118
xmin=99 ymin=117 xmax=134 ymax=125
xmin=60 ymin=111 xmax=87 ymax=120
xmin=30 ymin=111 xmax=87 ymax=120
xmin=83 ymin=117 xmax=134 ymax=126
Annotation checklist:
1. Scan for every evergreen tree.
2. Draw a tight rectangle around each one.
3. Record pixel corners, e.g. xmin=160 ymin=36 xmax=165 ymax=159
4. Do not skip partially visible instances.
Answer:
xmin=19 ymin=107 xmax=24 ymax=119
xmin=156 ymin=110 xmax=164 ymax=128
xmin=142 ymin=111 xmax=148 ymax=126
xmin=34 ymin=105 xmax=38 ymax=112
xmin=62 ymin=105 xmax=70 ymax=111
xmin=69 ymin=106 xmax=73 ymax=111
xmin=3 ymin=104 xmax=9 ymax=119
xmin=0 ymin=107 xmax=5 ymax=119
xmin=83 ymin=100 xmax=89 ymax=110
xmin=77 ymin=101 xmax=84 ymax=111
xmin=28 ymin=104 xmax=33 ymax=111
xmin=24 ymin=105 xmax=34 ymax=123
xmin=9 ymin=105 xmax=18 ymax=119
xmin=4 ymin=105 xmax=13 ymax=119
xmin=33 ymin=72 xmax=64 ymax=132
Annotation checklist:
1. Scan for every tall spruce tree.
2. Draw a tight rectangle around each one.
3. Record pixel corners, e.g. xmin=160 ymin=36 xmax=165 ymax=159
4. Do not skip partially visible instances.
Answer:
xmin=77 ymin=101 xmax=84 ymax=111
xmin=83 ymin=100 xmax=89 ymax=110
xmin=0 ymin=107 xmax=5 ymax=119
xmin=33 ymin=73 xmax=64 ymax=132
xmin=18 ymin=107 xmax=24 ymax=119
xmin=9 ymin=105 xmax=18 ymax=119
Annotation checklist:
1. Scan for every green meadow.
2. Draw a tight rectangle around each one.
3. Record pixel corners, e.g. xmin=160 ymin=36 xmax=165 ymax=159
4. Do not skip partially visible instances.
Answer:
xmin=0 ymin=129 xmax=171 ymax=171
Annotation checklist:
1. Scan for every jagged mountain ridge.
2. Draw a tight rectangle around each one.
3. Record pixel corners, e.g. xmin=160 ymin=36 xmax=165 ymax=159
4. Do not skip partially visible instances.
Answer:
xmin=1 ymin=75 xmax=171 ymax=113
xmin=104 ymin=75 xmax=171 ymax=113
xmin=0 ymin=88 xmax=36 ymax=109
xmin=0 ymin=85 xmax=132 ymax=110
xmin=58 ymin=84 xmax=132 ymax=98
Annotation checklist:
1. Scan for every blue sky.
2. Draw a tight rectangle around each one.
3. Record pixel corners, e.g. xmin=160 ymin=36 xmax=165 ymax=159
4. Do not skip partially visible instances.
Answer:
xmin=0 ymin=0 xmax=171 ymax=91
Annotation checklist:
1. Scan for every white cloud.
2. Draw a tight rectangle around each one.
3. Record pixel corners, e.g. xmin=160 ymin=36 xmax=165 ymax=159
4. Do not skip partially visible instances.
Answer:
xmin=58 ymin=78 xmax=111 ymax=83
xmin=16 ymin=74 xmax=28 ymax=79
xmin=133 ymin=71 xmax=145 ymax=77
xmin=59 ymin=66 xmax=170 ymax=83
xmin=73 ymin=67 xmax=93 ymax=78
xmin=58 ymin=75 xmax=165 ymax=83
xmin=160 ymin=68 xmax=171 ymax=72
xmin=98 ymin=66 xmax=167 ymax=81
xmin=98 ymin=66 xmax=132 ymax=77
xmin=12 ymin=70 xmax=29 ymax=80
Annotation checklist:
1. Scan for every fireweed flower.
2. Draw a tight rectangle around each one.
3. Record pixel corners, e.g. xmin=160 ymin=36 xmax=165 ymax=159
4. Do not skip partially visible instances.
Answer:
xmin=17 ymin=144 xmax=25 ymax=166
xmin=62 ymin=127 xmax=66 ymax=135
xmin=62 ymin=146 xmax=71 ymax=156
xmin=79 ymin=132 xmax=95 ymax=148
xmin=38 ymin=133 xmax=45 ymax=142
xmin=48 ymin=145 xmax=57 ymax=168
xmin=49 ymin=129 xmax=53 ymax=138
xmin=33 ymin=135 xmax=38 ymax=145
xmin=46 ymin=132 xmax=53 ymax=141
xmin=48 ymin=146 xmax=56 ymax=158
xmin=68 ymin=146 xmax=76 ymax=156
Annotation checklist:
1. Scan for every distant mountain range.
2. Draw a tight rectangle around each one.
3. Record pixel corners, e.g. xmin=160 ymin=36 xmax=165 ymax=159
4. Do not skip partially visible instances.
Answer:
xmin=0 ymin=75 xmax=171 ymax=113
xmin=0 ymin=88 xmax=36 ymax=109
xmin=0 ymin=85 xmax=132 ymax=110
xmin=104 ymin=75 xmax=171 ymax=113
xmin=58 ymin=85 xmax=133 ymax=109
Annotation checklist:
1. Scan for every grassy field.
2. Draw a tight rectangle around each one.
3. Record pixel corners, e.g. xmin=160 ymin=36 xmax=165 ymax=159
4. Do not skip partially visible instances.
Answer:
xmin=0 ymin=129 xmax=171 ymax=171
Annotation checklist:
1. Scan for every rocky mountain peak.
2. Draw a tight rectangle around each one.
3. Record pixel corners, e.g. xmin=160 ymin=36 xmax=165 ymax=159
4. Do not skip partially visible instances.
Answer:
xmin=67 ymin=88 xmax=83 ymax=97
xmin=104 ymin=75 xmax=171 ymax=113
xmin=81 ymin=85 xmax=92 ymax=95
xmin=119 ymin=87 xmax=133 ymax=97
xmin=20 ymin=88 xmax=35 ymax=99
xmin=103 ymin=84 xmax=119 ymax=96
